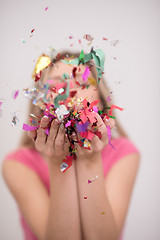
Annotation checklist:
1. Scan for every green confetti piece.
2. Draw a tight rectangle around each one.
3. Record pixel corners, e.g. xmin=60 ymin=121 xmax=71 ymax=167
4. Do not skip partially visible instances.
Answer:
xmin=98 ymin=110 xmax=103 ymax=115
xmin=21 ymin=39 xmax=26 ymax=43
xmin=54 ymin=80 xmax=70 ymax=108
xmin=62 ymin=73 xmax=69 ymax=79
xmin=79 ymin=50 xmax=85 ymax=64
xmin=108 ymin=115 xmax=116 ymax=119
xmin=84 ymin=53 xmax=93 ymax=63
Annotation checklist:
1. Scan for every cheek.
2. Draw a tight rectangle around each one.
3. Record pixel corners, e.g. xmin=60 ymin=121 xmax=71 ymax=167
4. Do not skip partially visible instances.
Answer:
xmin=75 ymin=88 xmax=102 ymax=105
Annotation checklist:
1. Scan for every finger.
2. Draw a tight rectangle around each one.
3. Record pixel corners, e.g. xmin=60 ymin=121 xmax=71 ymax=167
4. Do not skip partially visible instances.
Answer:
xmin=54 ymin=122 xmax=65 ymax=151
xmin=63 ymin=133 xmax=70 ymax=154
xmin=104 ymin=117 xmax=115 ymax=129
xmin=94 ymin=113 xmax=108 ymax=142
xmin=46 ymin=118 xmax=60 ymax=148
xmin=72 ymin=132 xmax=83 ymax=156
xmin=35 ymin=116 xmax=49 ymax=150
xmin=28 ymin=130 xmax=37 ymax=142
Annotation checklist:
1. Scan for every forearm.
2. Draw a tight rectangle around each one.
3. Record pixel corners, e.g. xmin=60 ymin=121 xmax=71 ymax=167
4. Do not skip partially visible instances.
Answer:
xmin=75 ymin=153 xmax=118 ymax=240
xmin=45 ymin=159 xmax=82 ymax=240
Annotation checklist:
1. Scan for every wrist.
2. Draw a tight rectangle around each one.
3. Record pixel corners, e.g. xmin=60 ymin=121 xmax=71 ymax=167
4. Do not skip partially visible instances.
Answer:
xmin=77 ymin=152 xmax=102 ymax=166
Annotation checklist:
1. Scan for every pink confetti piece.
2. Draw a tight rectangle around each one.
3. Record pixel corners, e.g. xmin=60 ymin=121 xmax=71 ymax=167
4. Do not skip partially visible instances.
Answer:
xmin=107 ymin=96 xmax=110 ymax=102
xmin=88 ymin=175 xmax=98 ymax=184
xmin=93 ymin=106 xmax=98 ymax=113
xmin=12 ymin=90 xmax=19 ymax=100
xmin=89 ymin=99 xmax=100 ymax=109
xmin=22 ymin=123 xmax=37 ymax=131
xmin=109 ymin=105 xmax=123 ymax=116
xmin=65 ymin=121 xmax=71 ymax=127
xmin=87 ymin=131 xmax=95 ymax=140
xmin=45 ymin=7 xmax=48 ymax=11
xmin=106 ymin=125 xmax=116 ymax=150
xmin=45 ymin=128 xmax=49 ymax=135
xmin=82 ymin=66 xmax=90 ymax=82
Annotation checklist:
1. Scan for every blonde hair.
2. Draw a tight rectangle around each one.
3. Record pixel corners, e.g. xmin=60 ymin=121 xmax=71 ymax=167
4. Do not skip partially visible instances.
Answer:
xmin=20 ymin=50 xmax=128 ymax=148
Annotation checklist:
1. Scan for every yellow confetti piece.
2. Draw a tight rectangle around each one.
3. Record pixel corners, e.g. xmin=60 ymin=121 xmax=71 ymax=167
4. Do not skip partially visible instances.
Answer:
xmin=88 ymin=77 xmax=97 ymax=86
xmin=32 ymin=54 xmax=51 ymax=79
xmin=83 ymin=140 xmax=91 ymax=148
xmin=101 ymin=211 xmax=106 ymax=215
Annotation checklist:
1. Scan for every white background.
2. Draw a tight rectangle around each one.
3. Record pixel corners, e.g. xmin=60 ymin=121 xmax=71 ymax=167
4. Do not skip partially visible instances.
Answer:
xmin=0 ymin=0 xmax=160 ymax=239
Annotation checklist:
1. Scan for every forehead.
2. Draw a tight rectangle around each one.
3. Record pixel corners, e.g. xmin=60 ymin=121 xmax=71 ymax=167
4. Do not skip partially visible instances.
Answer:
xmin=48 ymin=60 xmax=94 ymax=79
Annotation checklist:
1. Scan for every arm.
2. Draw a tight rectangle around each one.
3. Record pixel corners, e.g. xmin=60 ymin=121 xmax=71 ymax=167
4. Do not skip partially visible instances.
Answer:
xmin=75 ymin=152 xmax=118 ymax=240
xmin=32 ymin=116 xmax=82 ymax=240
xmin=45 ymin=160 xmax=81 ymax=240
xmin=75 ymin=152 xmax=140 ymax=240
xmin=73 ymin=114 xmax=140 ymax=240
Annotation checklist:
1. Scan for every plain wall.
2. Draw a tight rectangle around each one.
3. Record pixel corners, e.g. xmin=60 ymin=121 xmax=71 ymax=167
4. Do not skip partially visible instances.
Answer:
xmin=0 ymin=0 xmax=160 ymax=239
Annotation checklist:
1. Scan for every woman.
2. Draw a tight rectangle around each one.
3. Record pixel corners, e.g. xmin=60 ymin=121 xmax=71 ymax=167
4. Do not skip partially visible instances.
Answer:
xmin=2 ymin=49 xmax=140 ymax=240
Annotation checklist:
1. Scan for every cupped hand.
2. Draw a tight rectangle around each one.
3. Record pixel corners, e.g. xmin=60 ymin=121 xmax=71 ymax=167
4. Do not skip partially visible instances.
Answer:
xmin=72 ymin=114 xmax=115 ymax=160
xmin=28 ymin=116 xmax=70 ymax=163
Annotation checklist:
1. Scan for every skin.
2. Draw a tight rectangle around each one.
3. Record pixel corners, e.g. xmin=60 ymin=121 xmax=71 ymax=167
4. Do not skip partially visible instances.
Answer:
xmin=2 ymin=60 xmax=140 ymax=240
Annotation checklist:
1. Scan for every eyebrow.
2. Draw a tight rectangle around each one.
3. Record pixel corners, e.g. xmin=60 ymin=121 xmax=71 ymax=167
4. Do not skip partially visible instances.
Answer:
xmin=47 ymin=76 xmax=62 ymax=80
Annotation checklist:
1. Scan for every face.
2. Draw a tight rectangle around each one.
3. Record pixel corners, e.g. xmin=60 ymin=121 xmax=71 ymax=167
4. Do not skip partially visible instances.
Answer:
xmin=43 ymin=60 xmax=103 ymax=111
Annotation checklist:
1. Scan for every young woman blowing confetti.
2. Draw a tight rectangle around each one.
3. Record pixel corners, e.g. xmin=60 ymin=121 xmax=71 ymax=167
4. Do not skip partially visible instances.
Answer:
xmin=2 ymin=48 xmax=140 ymax=240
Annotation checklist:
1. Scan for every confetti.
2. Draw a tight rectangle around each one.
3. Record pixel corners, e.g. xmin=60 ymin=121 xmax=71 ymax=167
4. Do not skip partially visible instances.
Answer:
xmin=101 ymin=211 xmax=106 ymax=215
xmin=110 ymin=40 xmax=120 ymax=46
xmin=55 ymin=104 xmax=69 ymax=121
xmin=21 ymin=39 xmax=26 ymax=43
xmin=22 ymin=46 xmax=124 ymax=173
xmin=83 ymin=34 xmax=94 ymax=42
xmin=60 ymin=156 xmax=73 ymax=172
xmin=22 ymin=123 xmax=38 ymax=131
xmin=107 ymin=96 xmax=111 ymax=102
xmin=82 ymin=66 xmax=90 ymax=82
xmin=32 ymin=54 xmax=51 ymax=81
xmin=88 ymin=175 xmax=98 ymax=184
xmin=12 ymin=90 xmax=19 ymax=100
xmin=31 ymin=29 xmax=35 ymax=34
xmin=45 ymin=7 xmax=48 ymax=11
xmin=60 ymin=162 xmax=68 ymax=172
xmin=11 ymin=113 xmax=19 ymax=127
xmin=61 ymin=47 xmax=105 ymax=83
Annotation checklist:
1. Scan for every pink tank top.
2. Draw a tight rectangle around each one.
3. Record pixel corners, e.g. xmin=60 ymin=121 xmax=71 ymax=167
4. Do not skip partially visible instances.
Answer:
xmin=4 ymin=137 xmax=140 ymax=240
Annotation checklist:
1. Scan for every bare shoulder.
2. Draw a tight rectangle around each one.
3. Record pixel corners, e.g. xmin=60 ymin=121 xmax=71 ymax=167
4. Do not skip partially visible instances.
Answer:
xmin=2 ymin=159 xmax=49 ymax=240
xmin=104 ymin=152 xmax=141 ymax=236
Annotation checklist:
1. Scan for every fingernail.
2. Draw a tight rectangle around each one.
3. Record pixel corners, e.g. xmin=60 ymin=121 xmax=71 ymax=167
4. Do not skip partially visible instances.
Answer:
xmin=54 ymin=119 xmax=59 ymax=125
xmin=42 ymin=115 xmax=48 ymax=121
xmin=60 ymin=123 xmax=64 ymax=130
